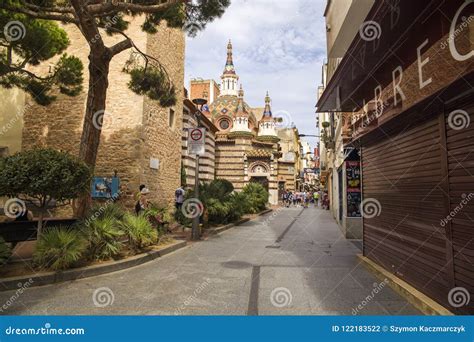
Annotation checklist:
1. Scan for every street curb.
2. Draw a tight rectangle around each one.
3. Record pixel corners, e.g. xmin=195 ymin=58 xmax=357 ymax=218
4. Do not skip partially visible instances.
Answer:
xmin=357 ymin=254 xmax=454 ymax=315
xmin=0 ymin=240 xmax=187 ymax=291
xmin=207 ymin=209 xmax=273 ymax=236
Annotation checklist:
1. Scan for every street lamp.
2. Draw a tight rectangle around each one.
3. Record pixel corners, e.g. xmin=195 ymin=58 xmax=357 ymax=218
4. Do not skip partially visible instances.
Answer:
xmin=190 ymin=96 xmax=208 ymax=241
xmin=298 ymin=134 xmax=321 ymax=138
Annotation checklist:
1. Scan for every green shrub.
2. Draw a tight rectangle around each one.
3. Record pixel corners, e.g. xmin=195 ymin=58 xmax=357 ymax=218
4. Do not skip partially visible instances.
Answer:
xmin=0 ymin=148 xmax=91 ymax=236
xmin=242 ymin=183 xmax=269 ymax=214
xmin=119 ymin=213 xmax=158 ymax=251
xmin=81 ymin=216 xmax=124 ymax=260
xmin=33 ymin=227 xmax=87 ymax=270
xmin=226 ymin=192 xmax=247 ymax=222
xmin=0 ymin=237 xmax=11 ymax=266
xmin=144 ymin=205 xmax=172 ymax=235
xmin=87 ymin=202 xmax=125 ymax=222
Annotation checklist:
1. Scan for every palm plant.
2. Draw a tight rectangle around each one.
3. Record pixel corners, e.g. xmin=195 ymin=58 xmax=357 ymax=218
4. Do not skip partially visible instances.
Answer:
xmin=81 ymin=216 xmax=124 ymax=260
xmin=242 ymin=183 xmax=269 ymax=214
xmin=87 ymin=202 xmax=125 ymax=221
xmin=33 ymin=227 xmax=87 ymax=270
xmin=119 ymin=213 xmax=158 ymax=252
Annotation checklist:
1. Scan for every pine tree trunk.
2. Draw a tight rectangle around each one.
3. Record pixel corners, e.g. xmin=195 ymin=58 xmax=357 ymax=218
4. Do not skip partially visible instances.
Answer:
xmin=75 ymin=52 xmax=112 ymax=218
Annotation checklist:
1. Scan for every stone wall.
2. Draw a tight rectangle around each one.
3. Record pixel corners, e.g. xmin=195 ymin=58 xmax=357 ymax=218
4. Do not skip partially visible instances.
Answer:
xmin=20 ymin=17 xmax=185 ymax=212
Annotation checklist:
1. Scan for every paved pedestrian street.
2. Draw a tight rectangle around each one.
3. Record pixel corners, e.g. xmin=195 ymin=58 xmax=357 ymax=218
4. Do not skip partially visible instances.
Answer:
xmin=0 ymin=207 xmax=420 ymax=315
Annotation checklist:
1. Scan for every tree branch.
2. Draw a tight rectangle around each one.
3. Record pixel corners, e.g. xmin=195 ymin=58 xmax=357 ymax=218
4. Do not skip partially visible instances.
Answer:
xmin=109 ymin=38 xmax=133 ymax=56
xmin=0 ymin=3 xmax=78 ymax=23
xmin=69 ymin=0 xmax=105 ymax=51
xmin=87 ymin=0 xmax=182 ymax=16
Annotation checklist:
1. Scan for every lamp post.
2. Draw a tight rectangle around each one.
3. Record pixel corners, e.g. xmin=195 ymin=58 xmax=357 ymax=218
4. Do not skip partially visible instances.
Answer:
xmin=298 ymin=134 xmax=321 ymax=138
xmin=190 ymin=96 xmax=207 ymax=241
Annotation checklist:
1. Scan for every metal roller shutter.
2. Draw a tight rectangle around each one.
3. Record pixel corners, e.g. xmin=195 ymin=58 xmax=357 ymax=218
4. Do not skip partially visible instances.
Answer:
xmin=444 ymin=100 xmax=474 ymax=315
xmin=361 ymin=106 xmax=452 ymax=311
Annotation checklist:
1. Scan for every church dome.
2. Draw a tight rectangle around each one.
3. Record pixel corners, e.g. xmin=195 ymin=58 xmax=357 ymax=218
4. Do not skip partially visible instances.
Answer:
xmin=209 ymin=95 xmax=257 ymax=128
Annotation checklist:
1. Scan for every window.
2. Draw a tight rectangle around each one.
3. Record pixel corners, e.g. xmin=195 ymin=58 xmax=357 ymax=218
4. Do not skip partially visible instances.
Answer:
xmin=169 ymin=108 xmax=175 ymax=128
xmin=219 ymin=119 xmax=230 ymax=130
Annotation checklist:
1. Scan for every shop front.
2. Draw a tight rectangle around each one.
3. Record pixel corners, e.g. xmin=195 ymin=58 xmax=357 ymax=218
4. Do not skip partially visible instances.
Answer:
xmin=317 ymin=0 xmax=474 ymax=314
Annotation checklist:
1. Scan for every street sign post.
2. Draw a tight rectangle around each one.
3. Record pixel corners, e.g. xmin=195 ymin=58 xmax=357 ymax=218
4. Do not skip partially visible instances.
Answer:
xmin=188 ymin=128 xmax=206 ymax=156
xmin=188 ymin=128 xmax=206 ymax=241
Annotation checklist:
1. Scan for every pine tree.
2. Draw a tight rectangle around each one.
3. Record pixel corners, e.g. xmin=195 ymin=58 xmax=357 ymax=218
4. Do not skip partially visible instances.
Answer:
xmin=0 ymin=0 xmax=230 ymax=216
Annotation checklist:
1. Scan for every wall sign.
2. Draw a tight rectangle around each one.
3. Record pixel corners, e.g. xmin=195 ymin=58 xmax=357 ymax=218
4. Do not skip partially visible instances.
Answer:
xmin=188 ymin=128 xmax=206 ymax=156
xmin=346 ymin=161 xmax=361 ymax=217
xmin=91 ymin=177 xmax=120 ymax=199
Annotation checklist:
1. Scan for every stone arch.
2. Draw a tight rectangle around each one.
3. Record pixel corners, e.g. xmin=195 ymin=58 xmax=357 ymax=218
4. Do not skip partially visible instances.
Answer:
xmin=249 ymin=161 xmax=270 ymax=174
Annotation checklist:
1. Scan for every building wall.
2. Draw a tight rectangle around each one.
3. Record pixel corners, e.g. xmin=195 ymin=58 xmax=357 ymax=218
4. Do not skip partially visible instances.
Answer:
xmin=182 ymin=105 xmax=216 ymax=187
xmin=278 ymin=161 xmax=296 ymax=191
xmin=215 ymin=138 xmax=247 ymax=189
xmin=325 ymin=0 xmax=374 ymax=59
xmin=0 ymin=88 xmax=25 ymax=156
xmin=20 ymin=18 xmax=185 ymax=210
xmin=190 ymin=79 xmax=220 ymax=104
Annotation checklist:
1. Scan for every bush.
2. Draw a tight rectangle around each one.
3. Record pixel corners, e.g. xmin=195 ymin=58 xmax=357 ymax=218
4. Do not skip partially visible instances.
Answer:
xmin=0 ymin=237 xmax=11 ymax=266
xmin=0 ymin=148 xmax=91 ymax=235
xmin=81 ymin=216 xmax=124 ymax=260
xmin=242 ymin=183 xmax=269 ymax=214
xmin=33 ymin=227 xmax=87 ymax=270
xmin=87 ymin=202 xmax=125 ymax=222
xmin=119 ymin=213 xmax=158 ymax=251
xmin=144 ymin=205 xmax=172 ymax=235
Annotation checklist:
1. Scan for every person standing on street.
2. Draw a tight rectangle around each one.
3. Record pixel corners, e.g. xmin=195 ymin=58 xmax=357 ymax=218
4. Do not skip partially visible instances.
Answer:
xmin=135 ymin=187 xmax=150 ymax=215
xmin=175 ymin=186 xmax=185 ymax=211
xmin=314 ymin=191 xmax=319 ymax=207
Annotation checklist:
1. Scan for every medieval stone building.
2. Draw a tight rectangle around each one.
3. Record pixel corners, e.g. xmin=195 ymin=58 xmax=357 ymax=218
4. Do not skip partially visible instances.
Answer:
xmin=190 ymin=41 xmax=299 ymax=204
xmin=5 ymin=19 xmax=185 ymax=210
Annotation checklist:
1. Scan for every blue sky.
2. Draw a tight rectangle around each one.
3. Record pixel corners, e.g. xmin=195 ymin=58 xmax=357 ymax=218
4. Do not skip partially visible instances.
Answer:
xmin=185 ymin=0 xmax=327 ymax=149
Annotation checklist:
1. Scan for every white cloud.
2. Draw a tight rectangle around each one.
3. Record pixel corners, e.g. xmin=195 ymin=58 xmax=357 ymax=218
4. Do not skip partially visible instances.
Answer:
xmin=185 ymin=0 xmax=327 ymax=148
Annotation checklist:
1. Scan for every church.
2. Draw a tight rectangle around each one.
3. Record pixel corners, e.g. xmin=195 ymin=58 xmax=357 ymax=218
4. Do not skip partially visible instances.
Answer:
xmin=190 ymin=41 xmax=298 ymax=205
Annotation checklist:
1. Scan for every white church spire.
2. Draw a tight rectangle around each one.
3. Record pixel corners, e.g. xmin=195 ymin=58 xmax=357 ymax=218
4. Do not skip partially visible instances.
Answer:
xmin=220 ymin=40 xmax=239 ymax=96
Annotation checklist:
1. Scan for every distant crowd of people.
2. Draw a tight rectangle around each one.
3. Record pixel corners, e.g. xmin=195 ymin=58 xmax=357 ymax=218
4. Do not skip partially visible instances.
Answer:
xmin=281 ymin=190 xmax=330 ymax=210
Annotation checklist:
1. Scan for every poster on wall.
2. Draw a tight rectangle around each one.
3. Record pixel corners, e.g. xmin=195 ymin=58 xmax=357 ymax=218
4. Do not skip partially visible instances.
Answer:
xmin=346 ymin=161 xmax=361 ymax=217
xmin=91 ymin=177 xmax=120 ymax=199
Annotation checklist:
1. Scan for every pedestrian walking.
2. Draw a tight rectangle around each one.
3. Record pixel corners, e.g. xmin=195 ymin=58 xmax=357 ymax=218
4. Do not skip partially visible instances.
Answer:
xmin=135 ymin=187 xmax=150 ymax=215
xmin=313 ymin=191 xmax=319 ymax=207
